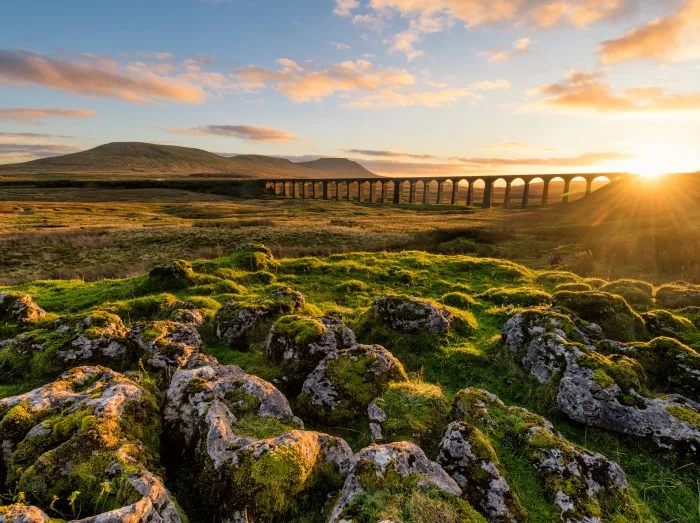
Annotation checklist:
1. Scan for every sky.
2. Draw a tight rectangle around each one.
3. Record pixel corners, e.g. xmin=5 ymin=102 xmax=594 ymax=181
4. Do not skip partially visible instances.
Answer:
xmin=2 ymin=0 xmax=700 ymax=177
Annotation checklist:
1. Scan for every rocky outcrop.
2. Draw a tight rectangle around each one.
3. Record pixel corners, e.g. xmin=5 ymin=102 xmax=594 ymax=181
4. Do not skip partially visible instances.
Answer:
xmin=129 ymin=320 xmax=204 ymax=370
xmin=438 ymin=421 xmax=525 ymax=522
xmin=328 ymin=442 xmax=475 ymax=523
xmin=370 ymin=295 xmax=453 ymax=334
xmin=298 ymin=344 xmax=408 ymax=424
xmin=503 ymin=311 xmax=700 ymax=456
xmin=0 ymin=311 xmax=132 ymax=380
xmin=551 ymin=291 xmax=646 ymax=342
xmin=169 ymin=301 xmax=207 ymax=326
xmin=0 ymin=293 xmax=45 ymax=326
xmin=214 ymin=286 xmax=305 ymax=349
xmin=451 ymin=388 xmax=645 ymax=523
xmin=0 ymin=366 xmax=182 ymax=523
xmin=263 ymin=315 xmax=355 ymax=392
xmin=164 ymin=364 xmax=353 ymax=522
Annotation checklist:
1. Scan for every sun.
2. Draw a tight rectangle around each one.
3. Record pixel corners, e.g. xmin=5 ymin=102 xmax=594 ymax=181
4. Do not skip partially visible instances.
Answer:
xmin=618 ymin=143 xmax=700 ymax=179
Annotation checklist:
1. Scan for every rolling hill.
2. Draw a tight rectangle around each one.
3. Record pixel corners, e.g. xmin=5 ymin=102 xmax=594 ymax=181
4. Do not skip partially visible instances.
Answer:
xmin=297 ymin=157 xmax=380 ymax=178
xmin=0 ymin=142 xmax=383 ymax=179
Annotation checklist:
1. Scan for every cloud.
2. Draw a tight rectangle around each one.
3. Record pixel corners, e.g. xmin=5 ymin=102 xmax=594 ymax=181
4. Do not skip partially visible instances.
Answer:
xmin=368 ymin=0 xmax=630 ymax=28
xmin=452 ymin=151 xmax=633 ymax=166
xmin=480 ymin=38 xmax=531 ymax=63
xmin=164 ymin=124 xmax=300 ymax=143
xmin=0 ymin=108 xmax=96 ymax=124
xmin=342 ymin=148 xmax=438 ymax=159
xmin=527 ymin=69 xmax=700 ymax=113
xmin=333 ymin=0 xmax=360 ymax=17
xmin=0 ymin=49 xmax=206 ymax=104
xmin=331 ymin=41 xmax=351 ymax=50
xmin=0 ymin=131 xmax=75 ymax=139
xmin=599 ymin=0 xmax=700 ymax=64
xmin=483 ymin=141 xmax=555 ymax=151
xmin=234 ymin=58 xmax=415 ymax=102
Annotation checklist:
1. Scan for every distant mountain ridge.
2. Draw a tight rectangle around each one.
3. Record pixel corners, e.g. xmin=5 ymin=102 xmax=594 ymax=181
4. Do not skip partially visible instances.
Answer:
xmin=0 ymin=142 xmax=383 ymax=179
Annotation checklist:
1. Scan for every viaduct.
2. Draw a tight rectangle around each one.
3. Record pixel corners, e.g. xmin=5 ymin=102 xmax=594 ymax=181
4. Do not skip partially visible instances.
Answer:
xmin=261 ymin=172 xmax=629 ymax=208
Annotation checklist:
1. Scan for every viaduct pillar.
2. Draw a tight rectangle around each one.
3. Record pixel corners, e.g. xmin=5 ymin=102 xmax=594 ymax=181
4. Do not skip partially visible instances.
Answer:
xmin=393 ymin=181 xmax=401 ymax=204
xmin=522 ymin=181 xmax=530 ymax=208
xmin=503 ymin=182 xmax=512 ymax=208
xmin=562 ymin=178 xmax=571 ymax=203
xmin=451 ymin=180 xmax=457 ymax=205
xmin=482 ymin=180 xmax=493 ymax=208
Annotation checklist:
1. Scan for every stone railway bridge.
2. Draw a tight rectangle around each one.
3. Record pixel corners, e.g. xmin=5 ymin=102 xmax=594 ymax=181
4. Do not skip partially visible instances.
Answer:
xmin=262 ymin=172 xmax=629 ymax=208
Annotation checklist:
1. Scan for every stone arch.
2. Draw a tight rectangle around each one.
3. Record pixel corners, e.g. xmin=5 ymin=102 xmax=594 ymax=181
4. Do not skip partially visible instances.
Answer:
xmin=506 ymin=177 xmax=527 ymax=207
xmin=471 ymin=178 xmax=486 ymax=206
xmin=545 ymin=176 xmax=566 ymax=204
xmin=525 ymin=177 xmax=545 ymax=206
xmin=440 ymin=179 xmax=456 ymax=204
xmin=490 ymin=177 xmax=509 ymax=207
xmin=567 ymin=175 xmax=588 ymax=202
xmin=589 ymin=175 xmax=611 ymax=196
xmin=424 ymin=179 xmax=439 ymax=204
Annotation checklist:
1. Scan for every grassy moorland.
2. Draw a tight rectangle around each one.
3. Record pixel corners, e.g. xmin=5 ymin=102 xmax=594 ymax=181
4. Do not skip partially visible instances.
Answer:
xmin=0 ymin=175 xmax=698 ymax=285
xmin=0 ymin=246 xmax=698 ymax=521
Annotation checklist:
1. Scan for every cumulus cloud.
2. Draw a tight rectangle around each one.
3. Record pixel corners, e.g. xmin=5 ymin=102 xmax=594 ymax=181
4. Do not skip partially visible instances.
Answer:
xmin=334 ymin=0 xmax=360 ymax=17
xmin=342 ymin=148 xmax=438 ymax=159
xmin=527 ymin=69 xmax=700 ymax=113
xmin=599 ymin=0 xmax=700 ymax=64
xmin=164 ymin=124 xmax=300 ymax=143
xmin=480 ymin=38 xmax=531 ymax=63
xmin=0 ymin=108 xmax=96 ymax=124
xmin=0 ymin=49 xmax=206 ymax=104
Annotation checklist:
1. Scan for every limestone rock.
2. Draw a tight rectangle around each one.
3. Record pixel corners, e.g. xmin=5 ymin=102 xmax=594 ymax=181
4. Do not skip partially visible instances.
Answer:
xmin=438 ymin=421 xmax=525 ymax=522
xmin=52 ymin=311 xmax=130 ymax=363
xmin=164 ymin=364 xmax=353 ymax=521
xmin=264 ymin=315 xmax=355 ymax=392
xmin=0 ymin=505 xmax=50 ymax=523
xmin=452 ymin=388 xmax=644 ymax=523
xmin=169 ymin=301 xmax=206 ymax=326
xmin=371 ymin=295 xmax=452 ymax=334
xmin=503 ymin=312 xmax=700 ymax=456
xmin=0 ymin=293 xmax=45 ymax=326
xmin=129 ymin=320 xmax=204 ymax=370
xmin=299 ymin=344 xmax=408 ymax=424
xmin=0 ymin=366 xmax=182 ymax=523
xmin=214 ymin=286 xmax=305 ymax=349
xmin=328 ymin=441 xmax=466 ymax=523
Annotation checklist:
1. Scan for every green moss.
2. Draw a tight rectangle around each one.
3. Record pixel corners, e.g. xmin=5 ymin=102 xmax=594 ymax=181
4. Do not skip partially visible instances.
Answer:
xmin=231 ymin=414 xmax=297 ymax=439
xmin=666 ymin=405 xmax=700 ymax=428
xmin=555 ymin=282 xmax=593 ymax=292
xmin=272 ymin=315 xmax=325 ymax=347
xmin=600 ymin=280 xmax=654 ymax=307
xmin=101 ymin=294 xmax=177 ymax=323
xmin=440 ymin=292 xmax=476 ymax=310
xmin=478 ymin=287 xmax=551 ymax=307
xmin=335 ymin=280 xmax=369 ymax=294
xmin=552 ymin=291 xmax=646 ymax=342
xmin=655 ymin=283 xmax=700 ymax=309
xmin=373 ymin=381 xmax=450 ymax=450
xmin=535 ymin=271 xmax=581 ymax=289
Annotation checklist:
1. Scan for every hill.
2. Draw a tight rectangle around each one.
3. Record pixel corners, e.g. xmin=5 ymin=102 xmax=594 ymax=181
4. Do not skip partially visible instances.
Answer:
xmin=0 ymin=142 xmax=381 ymax=179
xmin=297 ymin=157 xmax=381 ymax=178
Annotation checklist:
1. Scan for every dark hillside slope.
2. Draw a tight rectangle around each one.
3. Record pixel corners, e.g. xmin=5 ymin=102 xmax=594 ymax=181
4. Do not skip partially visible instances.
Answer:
xmin=297 ymin=157 xmax=382 ymax=178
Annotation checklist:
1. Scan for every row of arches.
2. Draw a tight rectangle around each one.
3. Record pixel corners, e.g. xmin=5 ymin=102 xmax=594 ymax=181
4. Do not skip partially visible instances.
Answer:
xmin=268 ymin=175 xmax=616 ymax=208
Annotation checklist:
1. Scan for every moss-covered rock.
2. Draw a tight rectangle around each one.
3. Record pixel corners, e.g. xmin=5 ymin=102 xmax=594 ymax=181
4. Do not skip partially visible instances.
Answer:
xmin=451 ymin=388 xmax=647 ymax=523
xmin=600 ymin=279 xmax=654 ymax=307
xmin=0 ymin=311 xmax=132 ymax=382
xmin=368 ymin=381 xmax=450 ymax=450
xmin=655 ymin=283 xmax=700 ymax=309
xmin=298 ymin=344 xmax=408 ymax=425
xmin=335 ymin=279 xmax=369 ymax=294
xmin=478 ymin=286 xmax=551 ymax=307
xmin=551 ymin=290 xmax=646 ymax=342
xmin=214 ymin=285 xmax=305 ymax=350
xmin=611 ymin=337 xmax=700 ymax=402
xmin=0 ymin=366 xmax=182 ymax=523
xmin=263 ymin=315 xmax=355 ymax=393
xmin=641 ymin=310 xmax=696 ymax=343
xmin=328 ymin=441 xmax=484 ymax=523
xmin=438 ymin=420 xmax=526 ymax=522
xmin=554 ymin=282 xmax=593 ymax=292
xmin=360 ymin=295 xmax=478 ymax=341
xmin=227 ymin=243 xmax=277 ymax=272
xmin=164 ymin=364 xmax=352 ymax=522
xmin=503 ymin=311 xmax=700 ymax=456
xmin=0 ymin=292 xmax=45 ymax=326
xmin=534 ymin=271 xmax=581 ymax=289
xmin=129 ymin=320 xmax=207 ymax=371
xmin=147 ymin=260 xmax=198 ymax=290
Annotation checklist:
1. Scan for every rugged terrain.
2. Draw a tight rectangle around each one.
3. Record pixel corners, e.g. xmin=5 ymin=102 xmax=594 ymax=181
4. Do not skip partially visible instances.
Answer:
xmin=0 ymin=245 xmax=698 ymax=522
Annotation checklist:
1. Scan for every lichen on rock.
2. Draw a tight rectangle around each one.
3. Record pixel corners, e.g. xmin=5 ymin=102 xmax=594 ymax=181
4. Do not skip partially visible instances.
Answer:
xmin=298 ymin=344 xmax=408 ymax=425
xmin=503 ymin=310 xmax=700 ymax=456
xmin=164 ymin=364 xmax=353 ymax=521
xmin=438 ymin=420 xmax=526 ymax=522
xmin=129 ymin=320 xmax=205 ymax=371
xmin=328 ymin=441 xmax=484 ymax=523
xmin=214 ymin=285 xmax=305 ymax=350
xmin=263 ymin=315 xmax=355 ymax=393
xmin=0 ymin=292 xmax=45 ymax=326
xmin=451 ymin=388 xmax=646 ymax=523
xmin=0 ymin=365 xmax=182 ymax=523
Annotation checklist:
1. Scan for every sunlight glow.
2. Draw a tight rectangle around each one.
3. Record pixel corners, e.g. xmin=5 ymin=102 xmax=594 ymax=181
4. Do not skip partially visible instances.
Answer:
xmin=619 ymin=144 xmax=700 ymax=179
